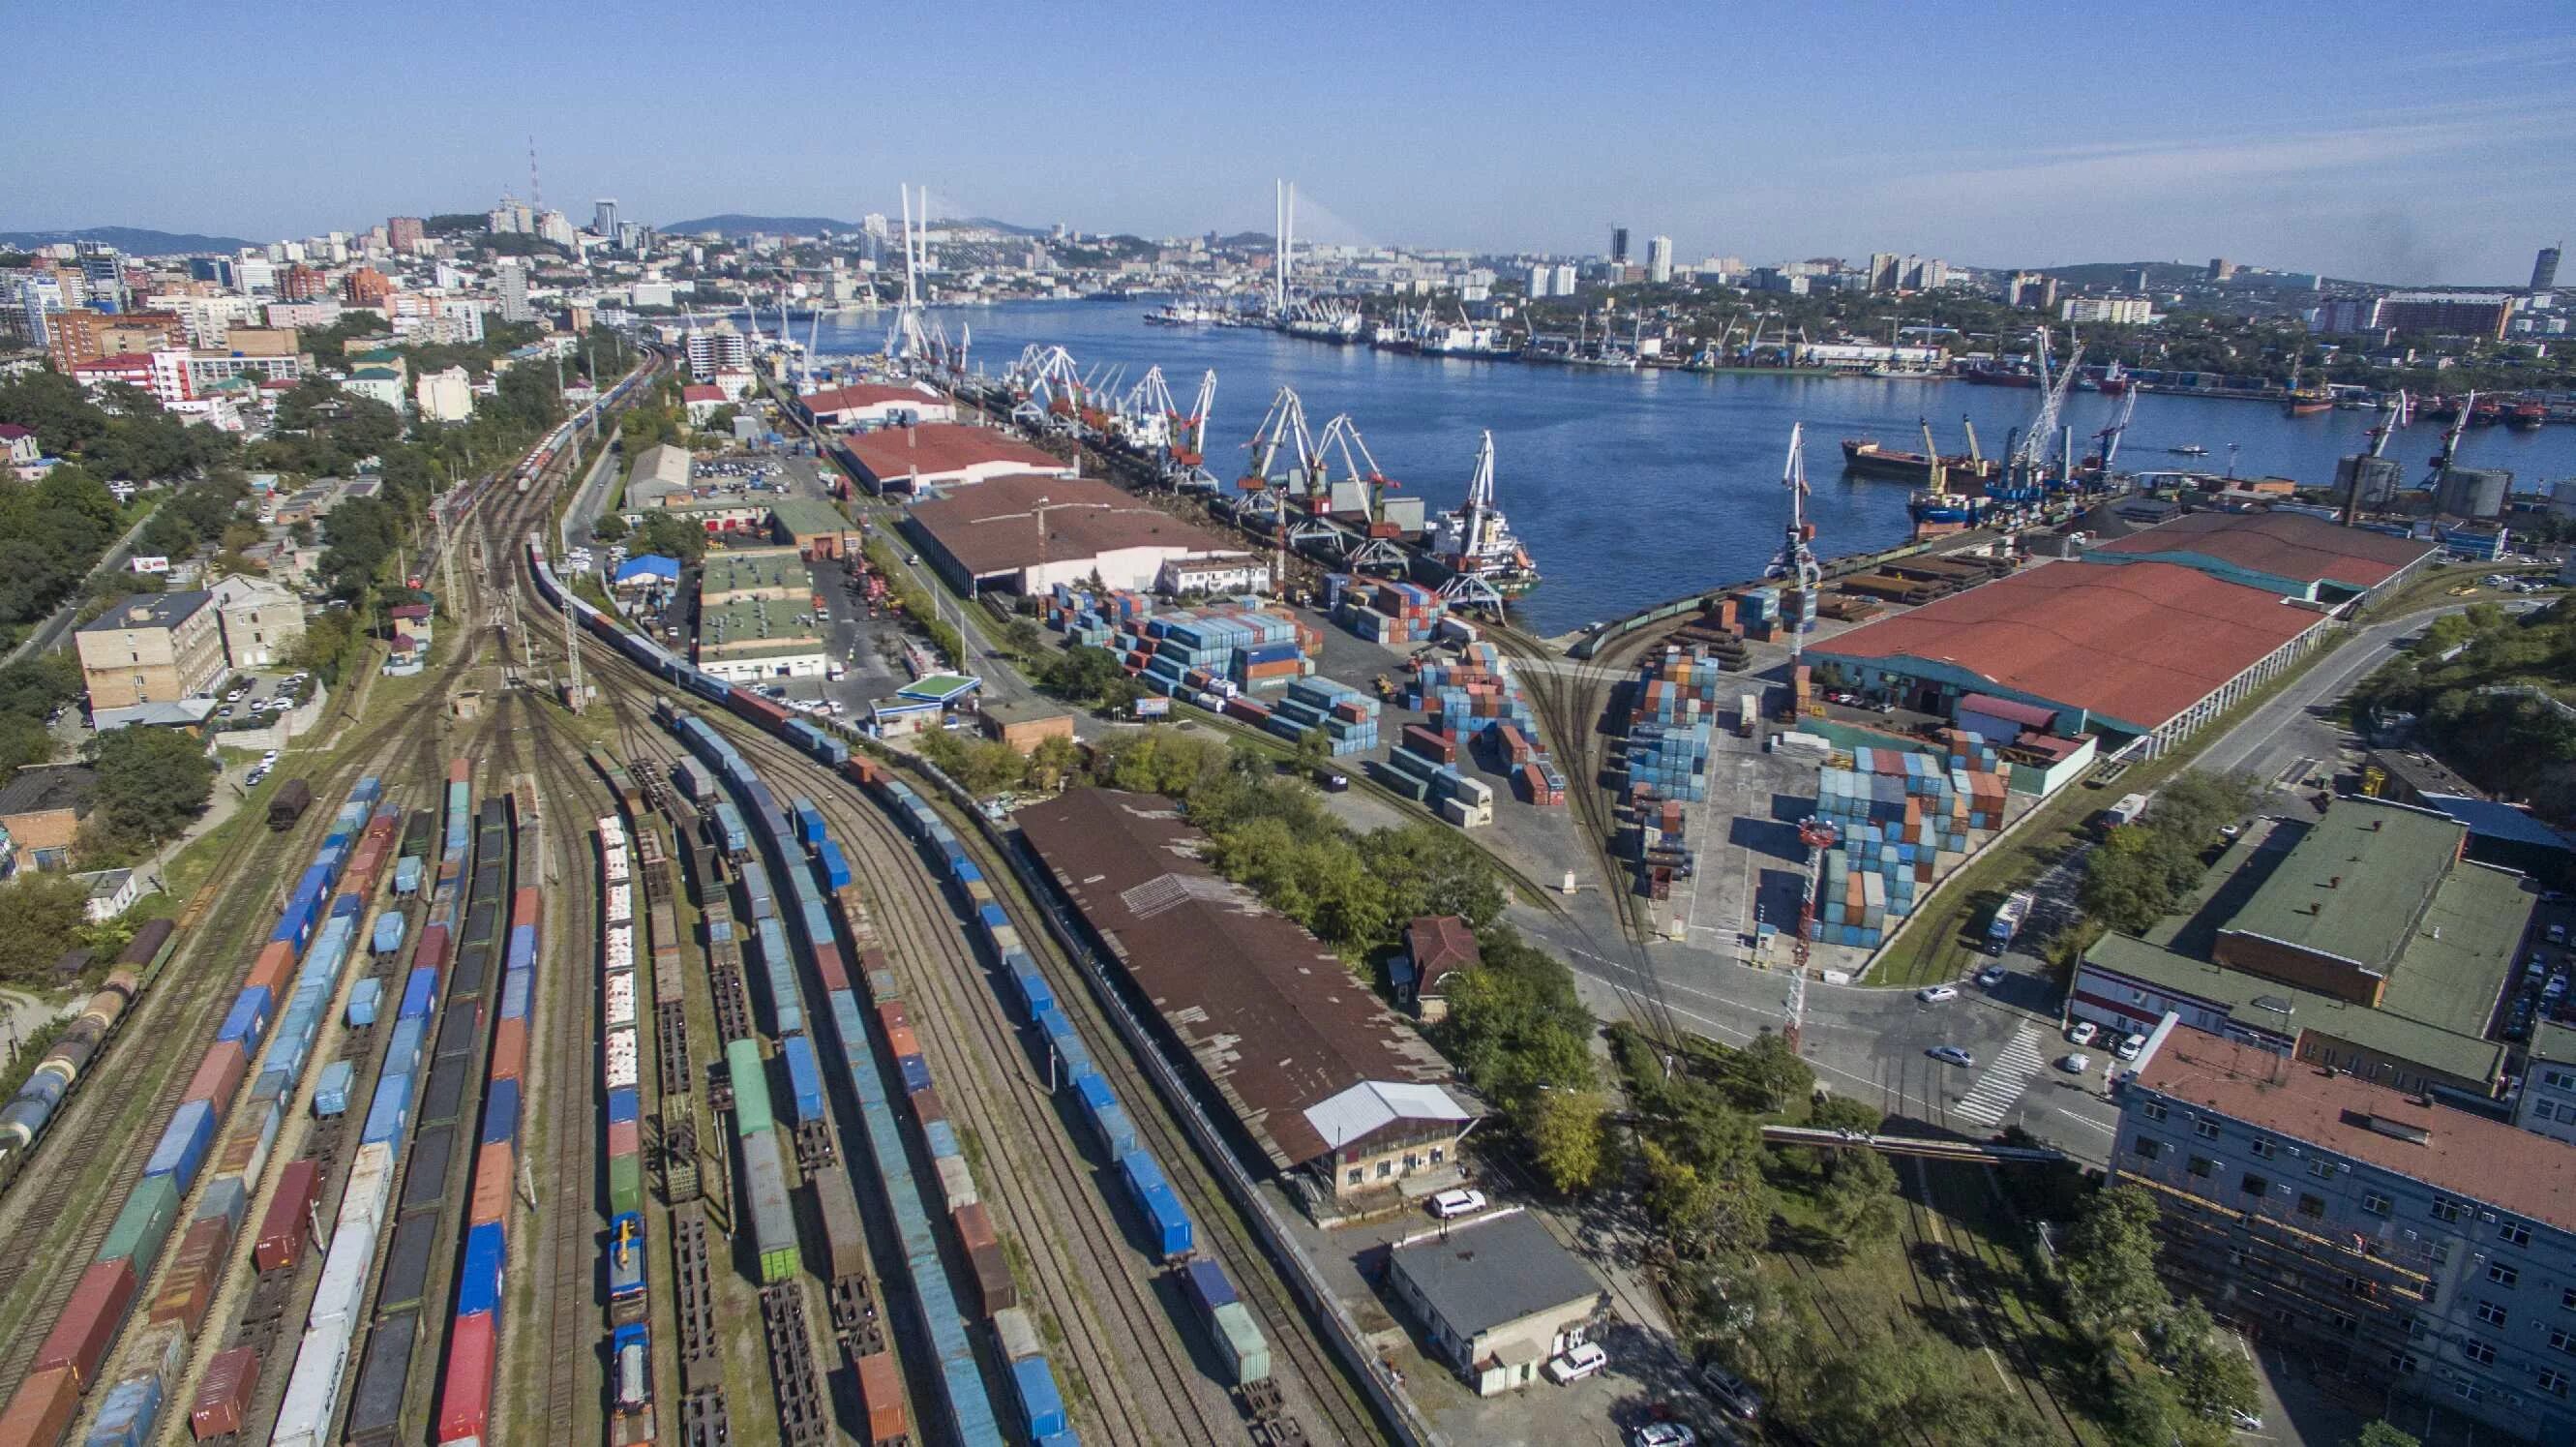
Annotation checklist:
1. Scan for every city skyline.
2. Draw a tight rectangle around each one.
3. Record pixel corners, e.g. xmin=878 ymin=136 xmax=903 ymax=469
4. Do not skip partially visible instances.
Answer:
xmin=6 ymin=0 xmax=2573 ymax=283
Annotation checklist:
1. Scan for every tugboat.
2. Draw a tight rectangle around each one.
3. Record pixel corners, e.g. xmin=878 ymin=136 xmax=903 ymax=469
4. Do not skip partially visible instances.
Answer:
xmin=1426 ymin=432 xmax=1540 ymax=599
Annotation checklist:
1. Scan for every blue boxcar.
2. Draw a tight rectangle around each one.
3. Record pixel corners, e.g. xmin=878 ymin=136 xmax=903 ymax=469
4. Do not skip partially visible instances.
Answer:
xmin=270 ymin=894 xmax=318 ymax=952
xmin=817 ymin=840 xmax=852 ymax=890
xmin=782 ymin=1037 xmax=825 ymax=1123
xmin=1119 ymin=1151 xmax=1193 ymax=1257
xmin=1011 ymin=1357 xmax=1069 ymax=1439
xmin=361 ymin=1070 xmax=414 ymax=1153
xmin=482 ymin=1078 xmax=521 ymax=1145
xmin=217 ymin=987 xmax=274 ymax=1051
xmin=384 ymin=1017 xmax=427 ymax=1080
xmin=898 ymin=1054 xmax=932 ymax=1096
xmin=607 ymin=1087 xmax=640 ymax=1125
xmin=457 ymin=1221 xmax=507 ymax=1316
xmin=314 ymin=1059 xmax=354 ymax=1117
xmin=499 ymin=968 xmax=532 ymax=1021
xmin=372 ymin=910 xmax=406 ymax=956
xmin=506 ymin=922 xmax=537 ymax=973
xmin=144 ymin=1098 xmax=216 ymax=1190
xmin=794 ymin=801 xmax=825 ymax=846
xmin=1010 ymin=966 xmax=1054 ymax=1021
xmin=398 ymin=966 xmax=438 ymax=1022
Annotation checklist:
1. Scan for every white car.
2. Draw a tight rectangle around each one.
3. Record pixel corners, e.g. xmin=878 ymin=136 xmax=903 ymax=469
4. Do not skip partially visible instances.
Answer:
xmin=1916 ymin=985 xmax=1960 ymax=1004
xmin=1427 ymin=1188 xmax=1486 ymax=1220
xmin=2227 ymin=1406 xmax=2264 ymax=1432
xmin=1545 ymin=1341 xmax=1607 ymax=1384
xmin=2067 ymin=1021 xmax=2099 ymax=1046
xmin=2115 ymin=1033 xmax=2147 ymax=1061
xmin=1632 ymin=1426 xmax=1696 ymax=1447
xmin=2058 ymin=1053 xmax=2091 ymax=1074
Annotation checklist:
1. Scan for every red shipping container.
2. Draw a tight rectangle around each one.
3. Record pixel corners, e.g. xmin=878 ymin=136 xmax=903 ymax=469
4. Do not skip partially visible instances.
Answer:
xmin=511 ymin=886 xmax=542 ymax=935
xmin=855 ymin=1352 xmax=908 ymax=1444
xmin=470 ymin=1142 xmax=515 ymax=1227
xmin=190 ymin=1345 xmax=259 ymax=1440
xmin=910 ymin=1087 xmax=945 ymax=1130
xmin=183 ymin=1039 xmax=249 ymax=1109
xmin=858 ymin=948 xmax=888 ymax=977
xmin=256 ymin=1159 xmax=318 ymax=1271
xmin=876 ymin=1002 xmax=910 ymax=1036
xmin=414 ymin=921 xmax=451 ymax=975
xmin=246 ymin=941 xmax=296 ymax=1001
xmin=488 ymin=1018 xmax=527 ymax=1083
xmin=607 ymin=1118 xmax=640 ymax=1158
xmin=952 ymin=1199 xmax=999 ymax=1252
xmin=0 ymin=1365 xmax=78 ymax=1447
xmin=814 ymin=943 xmax=849 ymax=995
xmin=36 ymin=1258 xmax=136 ymax=1386
xmin=884 ymin=1024 xmax=919 ymax=1060
xmin=436 ymin=1310 xmax=495 ymax=1444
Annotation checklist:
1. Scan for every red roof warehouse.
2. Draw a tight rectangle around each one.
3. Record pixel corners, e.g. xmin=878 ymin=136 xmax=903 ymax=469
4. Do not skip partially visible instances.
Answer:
xmin=1811 ymin=558 xmax=2335 ymax=752
xmin=831 ymin=423 xmax=1069 ymax=496
xmin=2087 ymin=510 xmax=2435 ymax=601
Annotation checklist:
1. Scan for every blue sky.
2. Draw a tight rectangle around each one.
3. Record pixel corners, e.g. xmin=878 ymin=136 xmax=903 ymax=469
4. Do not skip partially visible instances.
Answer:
xmin=10 ymin=0 xmax=2571 ymax=282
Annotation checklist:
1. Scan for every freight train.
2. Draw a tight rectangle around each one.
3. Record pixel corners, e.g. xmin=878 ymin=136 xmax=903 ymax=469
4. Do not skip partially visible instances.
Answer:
xmin=0 ymin=779 xmax=399 ymax=1445
xmin=0 ymin=918 xmax=178 ymax=1189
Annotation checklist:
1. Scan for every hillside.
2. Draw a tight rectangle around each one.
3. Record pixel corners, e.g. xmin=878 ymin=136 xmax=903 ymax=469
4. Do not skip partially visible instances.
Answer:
xmin=663 ymin=212 xmax=1044 ymax=238
xmin=0 ymin=226 xmax=252 ymax=256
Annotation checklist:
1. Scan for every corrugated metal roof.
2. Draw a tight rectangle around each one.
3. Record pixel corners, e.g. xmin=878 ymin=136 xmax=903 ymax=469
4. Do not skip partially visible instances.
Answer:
xmin=2092 ymin=510 xmax=2434 ymax=590
xmin=1017 ymin=788 xmax=1467 ymax=1171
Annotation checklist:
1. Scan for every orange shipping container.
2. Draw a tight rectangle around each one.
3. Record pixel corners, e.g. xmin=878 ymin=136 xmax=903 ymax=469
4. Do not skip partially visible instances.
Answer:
xmin=184 ymin=1040 xmax=249 ymax=1109
xmin=469 ymin=1141 xmax=515 ymax=1228
xmin=511 ymin=886 xmax=542 ymax=933
xmin=246 ymin=941 xmax=296 ymax=1001
xmin=0 ymin=1366 xmax=78 ymax=1447
xmin=488 ymin=1018 xmax=527 ymax=1083
xmin=884 ymin=1024 xmax=919 ymax=1060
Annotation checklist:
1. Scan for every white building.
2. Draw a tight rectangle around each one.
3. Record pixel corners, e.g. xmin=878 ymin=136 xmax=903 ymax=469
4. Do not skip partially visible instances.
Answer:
xmin=209 ymin=574 xmax=306 ymax=669
xmin=496 ymin=263 xmax=531 ymax=324
xmin=416 ymin=366 xmax=475 ymax=423
xmin=1549 ymin=263 xmax=1577 ymax=296
xmin=2061 ymin=296 xmax=2153 ymax=325
xmin=1645 ymin=235 xmax=1673 ymax=284
xmin=686 ymin=327 xmax=750 ymax=381
xmin=1525 ymin=264 xmax=1552 ymax=299
xmin=232 ymin=257 xmax=275 ymax=294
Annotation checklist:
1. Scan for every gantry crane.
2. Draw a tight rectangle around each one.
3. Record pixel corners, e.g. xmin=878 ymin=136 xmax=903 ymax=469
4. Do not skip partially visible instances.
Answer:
xmin=1166 ymin=370 xmax=1216 ymax=486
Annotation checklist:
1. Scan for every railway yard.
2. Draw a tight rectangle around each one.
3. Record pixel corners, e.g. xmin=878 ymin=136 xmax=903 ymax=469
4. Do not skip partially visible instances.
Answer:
xmin=0 ymin=356 xmax=1398 ymax=1447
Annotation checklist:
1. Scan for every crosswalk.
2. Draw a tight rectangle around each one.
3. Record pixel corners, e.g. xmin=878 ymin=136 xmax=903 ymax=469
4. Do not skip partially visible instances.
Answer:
xmin=1953 ymin=1024 xmax=2048 ymax=1127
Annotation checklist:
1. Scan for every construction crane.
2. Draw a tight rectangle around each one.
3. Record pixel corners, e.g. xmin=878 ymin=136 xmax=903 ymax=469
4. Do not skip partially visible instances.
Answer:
xmin=2090 ymin=383 xmax=2139 ymax=471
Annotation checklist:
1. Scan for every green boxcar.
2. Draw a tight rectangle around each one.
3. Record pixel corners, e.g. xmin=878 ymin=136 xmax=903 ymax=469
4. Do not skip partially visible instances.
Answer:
xmin=760 ymin=1244 xmax=800 ymax=1285
xmin=608 ymin=1153 xmax=644 ymax=1218
xmin=100 ymin=1175 xmax=182 ymax=1269
xmin=726 ymin=1038 xmax=773 ymax=1140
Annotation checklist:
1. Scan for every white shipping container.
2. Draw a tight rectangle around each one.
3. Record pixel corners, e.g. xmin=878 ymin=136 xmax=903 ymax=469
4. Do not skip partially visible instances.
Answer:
xmin=341 ymin=1141 xmax=396 ymax=1231
xmin=307 ymin=1216 xmax=380 ymax=1332
xmin=270 ymin=1319 xmax=354 ymax=1447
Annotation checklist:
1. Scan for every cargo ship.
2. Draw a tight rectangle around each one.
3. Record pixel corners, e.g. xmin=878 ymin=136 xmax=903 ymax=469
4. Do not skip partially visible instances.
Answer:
xmin=1425 ymin=432 xmax=1541 ymax=597
xmin=1840 ymin=438 xmax=2001 ymax=486
xmin=2510 ymin=401 xmax=2548 ymax=431
xmin=1145 ymin=297 xmax=1227 ymax=326
xmin=1959 ymin=365 xmax=2040 ymax=387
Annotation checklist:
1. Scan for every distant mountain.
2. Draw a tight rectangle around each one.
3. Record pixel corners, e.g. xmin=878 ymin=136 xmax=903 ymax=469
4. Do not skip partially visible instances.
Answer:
xmin=2039 ymin=260 xmax=2207 ymax=288
xmin=0 ymin=226 xmax=253 ymax=256
xmin=948 ymin=216 xmax=1046 ymax=238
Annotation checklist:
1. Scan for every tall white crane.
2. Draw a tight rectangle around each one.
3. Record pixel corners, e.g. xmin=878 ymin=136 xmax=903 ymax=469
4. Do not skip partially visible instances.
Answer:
xmin=2425 ymin=390 xmax=2476 ymax=490
xmin=1769 ymin=423 xmax=1821 ymax=675
xmin=885 ymin=183 xmax=929 ymax=363
xmin=1437 ymin=431 xmax=1510 ymax=613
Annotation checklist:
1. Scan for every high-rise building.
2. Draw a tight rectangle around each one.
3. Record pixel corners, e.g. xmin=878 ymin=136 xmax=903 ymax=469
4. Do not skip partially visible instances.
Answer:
xmin=2207 ymin=257 xmax=2236 ymax=282
xmin=2008 ymin=271 xmax=2058 ymax=311
xmin=1906 ymin=256 xmax=1950 ymax=290
xmin=2380 ymin=291 xmax=2519 ymax=341
xmin=496 ymin=262 xmax=532 ymax=324
xmin=2534 ymin=245 xmax=2562 ymax=294
xmin=1645 ymin=236 xmax=1673 ymax=285
xmin=592 ymin=199 xmax=620 ymax=237
xmin=1550 ymin=263 xmax=1577 ymax=297
xmin=685 ymin=326 xmax=749 ymax=381
xmin=387 ymin=216 xmax=425 ymax=252
xmin=537 ymin=210 xmax=578 ymax=249
xmin=77 ymin=248 xmax=127 ymax=312
xmin=279 ymin=264 xmax=327 ymax=302
xmin=1609 ymin=226 xmax=1630 ymax=265
xmin=1525 ymin=264 xmax=1552 ymax=299
xmin=2120 ymin=265 xmax=2151 ymax=293
xmin=1866 ymin=252 xmax=1901 ymax=293
xmin=186 ymin=257 xmax=233 ymax=287
xmin=342 ymin=267 xmax=391 ymax=307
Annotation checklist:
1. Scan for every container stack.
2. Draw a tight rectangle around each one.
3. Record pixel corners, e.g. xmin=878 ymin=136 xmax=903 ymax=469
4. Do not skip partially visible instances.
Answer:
xmin=1411 ymin=641 xmax=1538 ymax=743
xmin=1625 ymin=721 xmax=1713 ymax=803
xmin=1935 ymin=728 xmax=2007 ymax=781
xmin=1043 ymin=583 xmax=1153 ymax=649
xmin=1338 ymin=580 xmax=1446 ymax=646
xmin=1808 ymin=744 xmax=2011 ymax=949
xmin=1263 ymin=677 xmax=1380 ymax=755
xmin=1115 ymin=603 xmax=1320 ymax=706
xmin=1369 ymin=749 xmax=1496 ymax=827
xmin=1738 ymin=587 xmax=1777 ymax=641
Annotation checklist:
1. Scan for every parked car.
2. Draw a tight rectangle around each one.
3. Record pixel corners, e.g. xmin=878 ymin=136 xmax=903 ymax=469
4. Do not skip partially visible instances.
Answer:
xmin=1928 ymin=1046 xmax=1974 ymax=1068
xmin=1975 ymin=964 xmax=2008 ymax=987
xmin=1546 ymin=1342 xmax=1608 ymax=1384
xmin=1632 ymin=1426 xmax=1697 ymax=1447
xmin=1428 ymin=1188 xmax=1486 ymax=1220
xmin=2067 ymin=1021 xmax=2099 ymax=1046
xmin=2058 ymin=1053 xmax=2091 ymax=1074
xmin=2115 ymin=1033 xmax=2148 ymax=1062
xmin=1698 ymin=1363 xmax=1762 ymax=1422
xmin=1916 ymin=985 xmax=1959 ymax=1004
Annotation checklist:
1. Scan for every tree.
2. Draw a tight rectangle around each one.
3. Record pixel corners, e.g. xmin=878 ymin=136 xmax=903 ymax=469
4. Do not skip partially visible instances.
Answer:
xmin=2061 ymin=1184 xmax=2172 ymax=1336
xmin=1813 ymin=1144 xmax=1901 ymax=1254
xmin=2161 ymin=1298 xmax=2259 ymax=1423
xmin=1810 ymin=1094 xmax=1881 ymax=1135
xmin=84 ymin=725 xmax=218 ymax=855
xmin=0 ymin=874 xmax=88 ymax=985
xmin=591 ymin=512 xmax=630 ymax=544
xmin=1290 ymin=727 xmax=1331 ymax=781
xmin=1038 ymin=645 xmax=1123 ymax=705
xmin=1522 ymin=1088 xmax=1608 ymax=1194
xmin=291 ymin=607 xmax=361 ymax=683
xmin=633 ymin=511 xmax=708 ymax=566
xmin=1024 ymin=735 xmax=1081 ymax=793
xmin=1736 ymin=1030 xmax=1813 ymax=1113
xmin=2349 ymin=1425 xmax=2420 ymax=1447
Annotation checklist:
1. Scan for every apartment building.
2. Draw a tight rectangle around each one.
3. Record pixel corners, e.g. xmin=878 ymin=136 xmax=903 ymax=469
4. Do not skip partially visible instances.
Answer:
xmin=2115 ymin=1024 xmax=2576 ymax=1443
xmin=75 ymin=592 xmax=225 ymax=708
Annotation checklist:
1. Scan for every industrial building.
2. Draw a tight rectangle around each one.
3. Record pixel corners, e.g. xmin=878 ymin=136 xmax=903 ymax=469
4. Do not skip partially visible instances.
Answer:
xmin=2083 ymin=511 xmax=2437 ymax=604
xmin=1015 ymin=788 xmax=1478 ymax=1204
xmin=2073 ymin=797 xmax=2527 ymax=1103
xmin=905 ymin=473 xmax=1262 ymax=598
xmin=1387 ymin=1211 xmax=1605 ymax=1396
xmin=2113 ymin=1024 xmax=2576 ymax=1445
xmin=691 ymin=545 xmax=825 ymax=680
xmin=795 ymin=381 xmax=956 ymax=429
xmin=623 ymin=442 xmax=696 ymax=510
xmin=1811 ymin=558 xmax=2336 ymax=758
xmin=833 ymin=423 xmax=1071 ymax=496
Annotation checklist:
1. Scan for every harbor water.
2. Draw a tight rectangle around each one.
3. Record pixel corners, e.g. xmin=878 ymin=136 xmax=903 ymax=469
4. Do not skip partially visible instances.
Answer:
xmin=807 ymin=301 xmax=2576 ymax=635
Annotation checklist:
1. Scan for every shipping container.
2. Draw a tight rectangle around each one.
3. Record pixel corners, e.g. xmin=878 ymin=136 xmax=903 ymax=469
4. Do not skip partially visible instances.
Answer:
xmin=0 ymin=1366 xmax=75 ymax=1447
xmin=855 ymin=1351 xmax=908 ymax=1444
xmin=469 ymin=1140 xmax=514 ymax=1226
xmin=256 ymin=1159 xmax=318 ymax=1271
xmin=37 ymin=1259 xmax=136 ymax=1386
xmin=435 ymin=1311 xmax=494 ymax=1445
xmin=100 ymin=1175 xmax=181 ymax=1268
xmin=189 ymin=1346 xmax=259 ymax=1439
xmin=1119 ymin=1151 xmax=1193 ymax=1257
xmin=1011 ymin=1357 xmax=1068 ymax=1439
xmin=456 ymin=1221 xmax=506 ymax=1316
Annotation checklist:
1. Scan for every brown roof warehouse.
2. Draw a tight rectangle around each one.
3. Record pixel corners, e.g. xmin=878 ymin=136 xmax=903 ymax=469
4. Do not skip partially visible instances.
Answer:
xmin=1016 ymin=788 xmax=1478 ymax=1205
xmin=906 ymin=473 xmax=1261 ymax=597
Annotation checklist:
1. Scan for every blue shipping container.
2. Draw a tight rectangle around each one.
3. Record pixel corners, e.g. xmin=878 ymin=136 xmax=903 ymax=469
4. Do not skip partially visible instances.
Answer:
xmin=782 ymin=1037 xmax=825 ymax=1123
xmin=144 ymin=1098 xmax=216 ymax=1189
xmin=482 ymin=1078 xmax=521 ymax=1146
xmin=217 ymin=987 xmax=274 ymax=1051
xmin=398 ymin=967 xmax=438 ymax=1022
xmin=314 ymin=1059 xmax=354 ymax=1117
xmin=1120 ymin=1151 xmax=1193 ymax=1257
xmin=499 ymin=968 xmax=532 ymax=1021
xmin=456 ymin=1221 xmax=506 ymax=1316
xmin=898 ymin=1054 xmax=932 ymax=1096
xmin=361 ymin=1070 xmax=413 ymax=1153
xmin=1011 ymin=1357 xmax=1068 ymax=1438
xmin=607 ymin=1087 xmax=640 ymax=1125
xmin=372 ymin=910 xmax=406 ymax=956
xmin=506 ymin=923 xmax=537 ymax=973
xmin=345 ymin=977 xmax=381 ymax=1027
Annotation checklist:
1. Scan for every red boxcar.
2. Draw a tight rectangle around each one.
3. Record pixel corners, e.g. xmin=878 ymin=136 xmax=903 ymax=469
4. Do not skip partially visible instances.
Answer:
xmin=255 ymin=1159 xmax=318 ymax=1272
xmin=191 ymin=1344 xmax=259 ymax=1438
xmin=183 ymin=1040 xmax=249 ymax=1109
xmin=0 ymin=1366 xmax=78 ymax=1445
xmin=36 ymin=1259 xmax=136 ymax=1386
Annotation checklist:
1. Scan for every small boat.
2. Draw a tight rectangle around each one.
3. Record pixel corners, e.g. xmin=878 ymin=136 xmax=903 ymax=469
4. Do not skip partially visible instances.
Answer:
xmin=2509 ymin=401 xmax=2548 ymax=431
xmin=2167 ymin=443 xmax=2209 ymax=457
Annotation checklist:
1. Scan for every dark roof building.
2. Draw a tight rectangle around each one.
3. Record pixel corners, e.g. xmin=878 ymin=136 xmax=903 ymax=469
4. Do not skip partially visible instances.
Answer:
xmin=1389 ymin=1211 xmax=1605 ymax=1395
xmin=1398 ymin=916 xmax=1479 ymax=1022
xmin=1811 ymin=559 xmax=2336 ymax=755
xmin=1016 ymin=788 xmax=1474 ymax=1197
xmin=2086 ymin=510 xmax=2437 ymax=602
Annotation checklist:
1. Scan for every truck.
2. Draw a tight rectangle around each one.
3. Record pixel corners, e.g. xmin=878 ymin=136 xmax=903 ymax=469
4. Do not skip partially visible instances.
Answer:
xmin=1986 ymin=891 xmax=2035 ymax=954
xmin=2104 ymin=792 xmax=2151 ymax=830
xmin=1737 ymin=692 xmax=1760 ymax=739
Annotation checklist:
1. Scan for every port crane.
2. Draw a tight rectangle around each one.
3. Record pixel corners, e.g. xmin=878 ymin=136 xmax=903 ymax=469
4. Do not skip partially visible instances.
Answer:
xmin=1165 ymin=370 xmax=1216 ymax=485
xmin=2342 ymin=388 xmax=2410 ymax=527
xmin=1119 ymin=367 xmax=1176 ymax=451
xmin=1769 ymin=422 xmax=1823 ymax=681
xmin=1437 ymin=432 xmax=1512 ymax=615
xmin=2425 ymin=389 xmax=2474 ymax=487
xmin=1296 ymin=413 xmax=1404 ymax=569
xmin=1237 ymin=386 xmax=1321 ymax=522
xmin=2089 ymin=383 xmax=2139 ymax=471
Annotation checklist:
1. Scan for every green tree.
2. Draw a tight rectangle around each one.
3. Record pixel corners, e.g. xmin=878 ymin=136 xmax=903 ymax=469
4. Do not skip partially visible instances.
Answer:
xmin=1810 ymin=1094 xmax=1881 ymax=1135
xmin=1522 ymin=1088 xmax=1608 ymax=1194
xmin=2161 ymin=1298 xmax=2259 ymax=1423
xmin=2061 ymin=1184 xmax=2172 ymax=1336
xmin=1736 ymin=1030 xmax=1813 ymax=1114
xmin=83 ymin=725 xmax=217 ymax=856
xmin=1024 ymin=735 xmax=1081 ymax=793
xmin=0 ymin=873 xmax=88 ymax=985
xmin=591 ymin=512 xmax=630 ymax=544
xmin=1813 ymin=1144 xmax=1901 ymax=1255
xmin=1435 ymin=926 xmax=1598 ymax=1105
xmin=2349 ymin=1424 xmax=2420 ymax=1447
xmin=633 ymin=511 xmax=708 ymax=566
xmin=1037 ymin=645 xmax=1123 ymax=705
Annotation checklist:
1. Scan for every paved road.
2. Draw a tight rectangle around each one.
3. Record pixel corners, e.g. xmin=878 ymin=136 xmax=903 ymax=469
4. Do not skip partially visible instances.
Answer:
xmin=2198 ymin=601 xmax=2514 ymax=786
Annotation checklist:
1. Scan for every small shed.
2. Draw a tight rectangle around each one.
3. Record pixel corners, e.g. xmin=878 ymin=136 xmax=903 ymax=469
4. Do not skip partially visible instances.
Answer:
xmin=1398 ymin=916 xmax=1481 ymax=1023
xmin=1389 ymin=1210 xmax=1605 ymax=1396
xmin=980 ymin=699 xmax=1074 ymax=756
